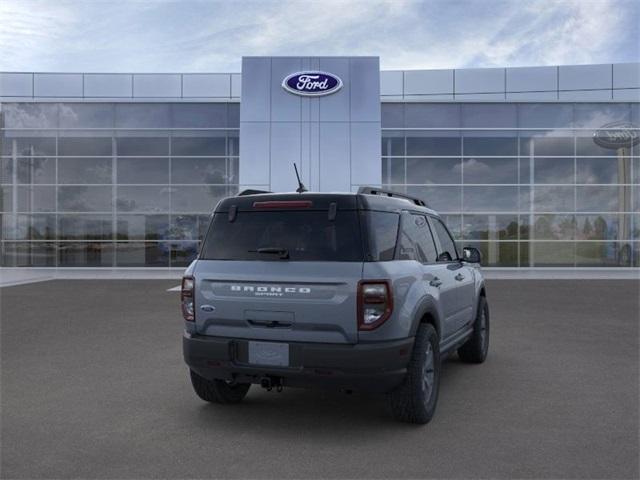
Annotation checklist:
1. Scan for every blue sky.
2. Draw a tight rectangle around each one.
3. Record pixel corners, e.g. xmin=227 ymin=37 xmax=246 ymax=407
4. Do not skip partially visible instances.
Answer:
xmin=0 ymin=0 xmax=638 ymax=72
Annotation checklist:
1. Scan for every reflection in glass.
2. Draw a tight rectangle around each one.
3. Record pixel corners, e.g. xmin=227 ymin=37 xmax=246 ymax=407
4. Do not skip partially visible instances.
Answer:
xmin=58 ymin=158 xmax=112 ymax=184
xmin=2 ymin=104 xmax=59 ymax=128
xmin=576 ymin=157 xmax=628 ymax=184
xmin=404 ymin=186 xmax=462 ymax=212
xmin=170 ymin=186 xmax=232 ymax=213
xmin=462 ymin=158 xmax=517 ymax=184
xmin=576 ymin=186 xmax=625 ymax=212
xmin=171 ymin=158 xmax=228 ymax=184
xmin=463 ymin=186 xmax=519 ymax=212
xmin=59 ymin=215 xmax=112 ymax=240
xmin=168 ymin=214 xmax=211 ymax=240
xmin=116 ymin=137 xmax=168 ymax=156
xmin=171 ymin=104 xmax=228 ymax=128
xmin=1 ymin=242 xmax=56 ymax=266
xmin=58 ymin=243 xmax=114 ymax=267
xmin=0 ymin=159 xmax=12 ymax=184
xmin=171 ymin=136 xmax=226 ymax=156
xmin=462 ymin=215 xmax=519 ymax=240
xmin=116 ymin=186 xmax=170 ymax=213
xmin=534 ymin=158 xmax=574 ymax=184
xmin=406 ymin=135 xmax=461 ymax=156
xmin=463 ymin=137 xmax=517 ymax=156
xmin=17 ymin=186 xmax=56 ymax=212
xmin=462 ymin=241 xmax=518 ymax=267
xmin=114 ymin=104 xmax=171 ymax=128
xmin=382 ymin=158 xmax=405 ymax=184
xmin=407 ymin=158 xmax=461 ymax=184
xmin=533 ymin=215 xmax=576 ymax=240
xmin=170 ymin=241 xmax=199 ymax=267
xmin=520 ymin=136 xmax=574 ymax=156
xmin=17 ymin=157 xmax=56 ymax=184
xmin=381 ymin=134 xmax=404 ymax=156
xmin=1 ymin=214 xmax=56 ymax=240
xmin=58 ymin=186 xmax=111 ymax=212
xmin=575 ymin=214 xmax=630 ymax=241
xmin=117 ymin=158 xmax=169 ymax=184
xmin=116 ymin=242 xmax=169 ymax=267
xmin=58 ymin=137 xmax=112 ymax=156
xmin=116 ymin=215 xmax=169 ymax=240
xmin=533 ymin=186 xmax=574 ymax=212
xmin=575 ymin=242 xmax=631 ymax=267
xmin=1 ymin=137 xmax=56 ymax=156
xmin=59 ymin=104 xmax=114 ymax=128
xmin=531 ymin=242 xmax=575 ymax=266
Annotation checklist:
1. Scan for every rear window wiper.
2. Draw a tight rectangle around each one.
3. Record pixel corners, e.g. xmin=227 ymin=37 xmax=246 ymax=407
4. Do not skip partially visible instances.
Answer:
xmin=249 ymin=247 xmax=290 ymax=259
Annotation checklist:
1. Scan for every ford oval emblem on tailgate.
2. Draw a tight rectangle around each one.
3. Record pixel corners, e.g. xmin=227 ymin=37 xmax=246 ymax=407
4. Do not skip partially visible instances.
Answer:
xmin=282 ymin=71 xmax=343 ymax=97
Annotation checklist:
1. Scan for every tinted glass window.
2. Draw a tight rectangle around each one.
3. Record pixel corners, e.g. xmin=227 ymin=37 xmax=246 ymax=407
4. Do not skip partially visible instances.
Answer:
xmin=366 ymin=211 xmax=399 ymax=261
xmin=431 ymin=218 xmax=458 ymax=261
xmin=397 ymin=213 xmax=437 ymax=262
xmin=201 ymin=211 xmax=363 ymax=261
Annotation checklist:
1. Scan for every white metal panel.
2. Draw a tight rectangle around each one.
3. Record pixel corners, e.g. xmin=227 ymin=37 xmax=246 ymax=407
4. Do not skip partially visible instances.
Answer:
xmin=182 ymin=74 xmax=230 ymax=97
xmin=613 ymin=63 xmax=640 ymax=89
xmin=34 ymin=74 xmax=83 ymax=97
xmin=0 ymin=73 xmax=32 ymax=97
xmin=319 ymin=123 xmax=350 ymax=192
xmin=270 ymin=122 xmax=302 ymax=192
xmin=380 ymin=71 xmax=403 ymax=96
xmin=84 ymin=74 xmax=132 ymax=97
xmin=612 ymin=89 xmax=640 ymax=101
xmin=506 ymin=66 xmax=556 ymax=92
xmin=231 ymin=74 xmax=242 ymax=98
xmin=271 ymin=57 xmax=303 ymax=122
xmin=350 ymin=57 xmax=381 ymax=122
xmin=239 ymin=122 xmax=270 ymax=186
xmin=240 ymin=57 xmax=271 ymax=122
xmin=318 ymin=57 xmax=350 ymax=122
xmin=350 ymin=122 xmax=381 ymax=187
xmin=133 ymin=74 xmax=181 ymax=97
xmin=559 ymin=64 xmax=611 ymax=91
xmin=455 ymin=68 xmax=504 ymax=94
xmin=506 ymin=91 xmax=558 ymax=101
xmin=558 ymin=90 xmax=612 ymax=101
xmin=404 ymin=69 xmax=453 ymax=95
xmin=455 ymin=93 xmax=505 ymax=101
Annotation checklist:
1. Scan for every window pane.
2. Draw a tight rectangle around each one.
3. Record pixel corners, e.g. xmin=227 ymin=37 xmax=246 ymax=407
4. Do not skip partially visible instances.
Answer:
xmin=116 ymin=157 xmax=169 ymax=184
xmin=462 ymin=158 xmax=518 ymax=184
xmin=116 ymin=186 xmax=170 ymax=213
xmin=171 ymin=104 xmax=227 ymax=128
xmin=171 ymin=185 xmax=231 ymax=212
xmin=171 ymin=136 xmax=226 ymax=156
xmin=397 ymin=213 xmax=436 ymax=262
xmin=533 ymin=214 xmax=576 ymax=240
xmin=114 ymin=104 xmax=171 ymax=128
xmin=59 ymin=104 xmax=114 ymax=128
xmin=463 ymin=186 xmax=519 ymax=212
xmin=463 ymin=241 xmax=518 ymax=267
xmin=576 ymin=186 xmax=628 ymax=212
xmin=573 ymin=104 xmax=630 ymax=128
xmin=576 ymin=135 xmax=624 ymax=157
xmin=381 ymin=104 xmax=404 ymax=128
xmin=0 ymin=158 xmax=12 ymax=184
xmin=382 ymin=157 xmax=405 ymax=184
xmin=576 ymin=157 xmax=629 ymax=184
xmin=462 ymin=104 xmax=517 ymax=128
xmin=462 ymin=215 xmax=519 ymax=240
xmin=58 ymin=137 xmax=112 ymax=156
xmin=517 ymin=104 xmax=573 ymax=129
xmin=365 ymin=211 xmax=399 ymax=261
xmin=1 ymin=242 xmax=56 ymax=266
xmin=430 ymin=217 xmax=458 ymax=260
xmin=58 ymin=243 xmax=114 ymax=267
xmin=406 ymin=158 xmax=461 ymax=184
xmin=381 ymin=134 xmax=404 ymax=156
xmin=463 ymin=137 xmax=518 ymax=156
xmin=59 ymin=214 xmax=112 ymax=240
xmin=440 ymin=214 xmax=462 ymax=239
xmin=167 ymin=214 xmax=210 ymax=240
xmin=2 ymin=104 xmax=59 ymax=128
xmin=520 ymin=136 xmax=574 ymax=156
xmin=17 ymin=186 xmax=56 ymax=212
xmin=576 ymin=214 xmax=631 ymax=241
xmin=533 ymin=158 xmax=574 ymax=184
xmin=116 ymin=136 xmax=168 ymax=156
xmin=58 ymin=158 xmax=112 ymax=184
xmin=575 ymin=242 xmax=631 ymax=267
xmin=115 ymin=242 xmax=169 ymax=267
xmin=1 ymin=136 xmax=56 ymax=156
xmin=169 ymin=241 xmax=199 ymax=267
xmin=17 ymin=157 xmax=56 ymax=184
xmin=171 ymin=158 xmax=228 ymax=184
xmin=1 ymin=214 xmax=56 ymax=240
xmin=406 ymin=134 xmax=461 ymax=156
xmin=404 ymin=104 xmax=461 ymax=128
xmin=58 ymin=186 xmax=111 ymax=212
xmin=406 ymin=186 xmax=461 ymax=212
xmin=116 ymin=214 xmax=169 ymax=240
xmin=533 ymin=186 xmax=575 ymax=212
xmin=531 ymin=242 xmax=575 ymax=266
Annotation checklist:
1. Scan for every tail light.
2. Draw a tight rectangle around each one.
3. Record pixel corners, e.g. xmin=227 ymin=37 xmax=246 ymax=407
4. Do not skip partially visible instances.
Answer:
xmin=181 ymin=276 xmax=195 ymax=321
xmin=358 ymin=280 xmax=393 ymax=330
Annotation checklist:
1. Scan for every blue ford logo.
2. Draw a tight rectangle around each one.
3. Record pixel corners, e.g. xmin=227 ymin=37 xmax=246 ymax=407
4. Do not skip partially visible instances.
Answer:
xmin=282 ymin=71 xmax=343 ymax=96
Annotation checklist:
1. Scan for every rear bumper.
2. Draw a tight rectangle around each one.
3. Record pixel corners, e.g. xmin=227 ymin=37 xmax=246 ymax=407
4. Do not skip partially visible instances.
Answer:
xmin=183 ymin=333 xmax=414 ymax=393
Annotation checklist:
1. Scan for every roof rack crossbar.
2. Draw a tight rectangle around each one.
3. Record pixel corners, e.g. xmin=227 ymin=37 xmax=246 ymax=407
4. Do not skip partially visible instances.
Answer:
xmin=238 ymin=189 xmax=272 ymax=196
xmin=357 ymin=186 xmax=428 ymax=207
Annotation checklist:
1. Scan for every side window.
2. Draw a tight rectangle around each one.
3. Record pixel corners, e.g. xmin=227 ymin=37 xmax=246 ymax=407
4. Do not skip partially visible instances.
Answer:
xmin=431 ymin=218 xmax=458 ymax=262
xmin=366 ymin=211 xmax=400 ymax=261
xmin=397 ymin=213 xmax=437 ymax=263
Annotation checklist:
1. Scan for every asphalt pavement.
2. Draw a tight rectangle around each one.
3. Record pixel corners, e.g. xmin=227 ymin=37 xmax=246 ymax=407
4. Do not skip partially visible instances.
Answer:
xmin=1 ymin=279 xmax=638 ymax=479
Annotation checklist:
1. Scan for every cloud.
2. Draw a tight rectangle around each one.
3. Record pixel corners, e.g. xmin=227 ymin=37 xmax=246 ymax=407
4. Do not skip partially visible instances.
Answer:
xmin=0 ymin=0 xmax=637 ymax=72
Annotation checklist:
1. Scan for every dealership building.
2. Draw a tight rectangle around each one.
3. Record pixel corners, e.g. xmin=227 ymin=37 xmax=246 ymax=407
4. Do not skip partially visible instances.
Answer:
xmin=0 ymin=57 xmax=638 ymax=270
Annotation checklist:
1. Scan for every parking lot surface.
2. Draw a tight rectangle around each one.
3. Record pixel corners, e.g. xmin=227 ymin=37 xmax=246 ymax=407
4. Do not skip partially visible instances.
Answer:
xmin=1 ymin=279 xmax=638 ymax=479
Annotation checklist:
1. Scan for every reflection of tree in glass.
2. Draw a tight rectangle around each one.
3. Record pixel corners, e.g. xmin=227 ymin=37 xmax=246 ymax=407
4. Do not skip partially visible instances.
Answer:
xmin=593 ymin=216 xmax=607 ymax=240
xmin=59 ymin=186 xmax=88 ymax=211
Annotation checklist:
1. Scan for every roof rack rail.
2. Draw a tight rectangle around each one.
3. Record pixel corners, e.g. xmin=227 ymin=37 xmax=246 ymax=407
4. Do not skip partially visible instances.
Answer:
xmin=238 ymin=189 xmax=272 ymax=196
xmin=357 ymin=186 xmax=428 ymax=207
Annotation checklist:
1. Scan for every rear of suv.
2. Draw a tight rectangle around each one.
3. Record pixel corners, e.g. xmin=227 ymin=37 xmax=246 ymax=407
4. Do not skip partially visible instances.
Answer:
xmin=182 ymin=187 xmax=489 ymax=424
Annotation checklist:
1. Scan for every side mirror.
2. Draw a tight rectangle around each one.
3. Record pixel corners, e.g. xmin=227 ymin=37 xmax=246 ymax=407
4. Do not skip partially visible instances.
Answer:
xmin=462 ymin=247 xmax=482 ymax=264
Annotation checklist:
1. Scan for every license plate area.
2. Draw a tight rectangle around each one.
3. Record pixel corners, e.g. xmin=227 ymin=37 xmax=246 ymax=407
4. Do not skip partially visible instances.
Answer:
xmin=248 ymin=341 xmax=290 ymax=367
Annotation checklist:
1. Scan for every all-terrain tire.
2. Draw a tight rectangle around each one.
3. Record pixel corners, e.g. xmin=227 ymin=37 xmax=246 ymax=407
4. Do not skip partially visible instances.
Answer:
xmin=189 ymin=370 xmax=251 ymax=404
xmin=457 ymin=296 xmax=489 ymax=364
xmin=387 ymin=323 xmax=440 ymax=425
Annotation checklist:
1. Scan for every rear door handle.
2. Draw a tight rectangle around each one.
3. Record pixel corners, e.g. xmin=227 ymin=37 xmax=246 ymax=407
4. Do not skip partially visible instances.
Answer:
xmin=429 ymin=277 xmax=442 ymax=287
xmin=455 ymin=273 xmax=465 ymax=281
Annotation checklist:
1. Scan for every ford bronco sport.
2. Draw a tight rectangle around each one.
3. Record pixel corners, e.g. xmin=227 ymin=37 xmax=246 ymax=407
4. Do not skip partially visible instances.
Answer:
xmin=182 ymin=187 xmax=489 ymax=424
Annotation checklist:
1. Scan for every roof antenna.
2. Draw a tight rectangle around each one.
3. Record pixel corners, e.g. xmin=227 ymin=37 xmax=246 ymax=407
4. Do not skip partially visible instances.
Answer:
xmin=293 ymin=163 xmax=308 ymax=193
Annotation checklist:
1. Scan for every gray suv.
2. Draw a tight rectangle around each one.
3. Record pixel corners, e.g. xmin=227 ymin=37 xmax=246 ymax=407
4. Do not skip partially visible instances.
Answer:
xmin=182 ymin=187 xmax=489 ymax=424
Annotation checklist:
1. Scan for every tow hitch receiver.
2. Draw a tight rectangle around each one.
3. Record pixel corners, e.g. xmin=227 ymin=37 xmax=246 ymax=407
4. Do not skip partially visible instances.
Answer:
xmin=260 ymin=376 xmax=283 ymax=392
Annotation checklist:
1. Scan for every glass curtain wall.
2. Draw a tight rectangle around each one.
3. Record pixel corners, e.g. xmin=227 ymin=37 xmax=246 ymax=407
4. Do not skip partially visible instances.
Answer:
xmin=382 ymin=103 xmax=639 ymax=267
xmin=0 ymin=102 xmax=239 ymax=267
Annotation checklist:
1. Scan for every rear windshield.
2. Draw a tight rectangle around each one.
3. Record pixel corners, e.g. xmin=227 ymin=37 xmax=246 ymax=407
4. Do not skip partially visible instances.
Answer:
xmin=201 ymin=210 xmax=363 ymax=261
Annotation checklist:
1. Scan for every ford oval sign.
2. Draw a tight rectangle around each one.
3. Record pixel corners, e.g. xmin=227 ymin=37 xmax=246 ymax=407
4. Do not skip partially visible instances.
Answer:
xmin=282 ymin=71 xmax=343 ymax=97
xmin=593 ymin=121 xmax=639 ymax=149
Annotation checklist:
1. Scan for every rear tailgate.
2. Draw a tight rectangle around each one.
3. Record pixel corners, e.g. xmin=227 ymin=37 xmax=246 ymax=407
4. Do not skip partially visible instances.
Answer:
xmin=194 ymin=261 xmax=362 ymax=344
